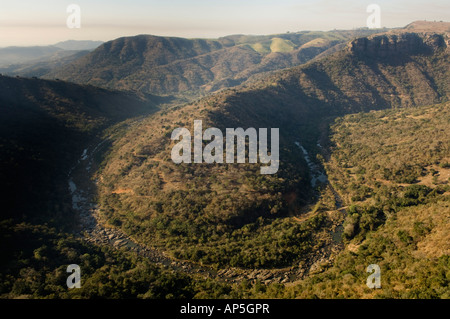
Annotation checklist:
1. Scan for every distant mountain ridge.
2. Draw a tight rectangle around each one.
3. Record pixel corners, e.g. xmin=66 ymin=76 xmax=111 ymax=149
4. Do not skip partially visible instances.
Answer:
xmin=44 ymin=29 xmax=384 ymax=96
xmin=0 ymin=40 xmax=103 ymax=78
xmin=0 ymin=46 xmax=62 ymax=66
xmin=403 ymin=20 xmax=450 ymax=32
xmin=0 ymin=50 xmax=90 ymax=78
xmin=0 ymin=40 xmax=103 ymax=67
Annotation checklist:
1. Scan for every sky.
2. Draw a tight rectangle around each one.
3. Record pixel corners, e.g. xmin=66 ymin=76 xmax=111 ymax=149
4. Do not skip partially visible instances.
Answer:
xmin=0 ymin=0 xmax=449 ymax=46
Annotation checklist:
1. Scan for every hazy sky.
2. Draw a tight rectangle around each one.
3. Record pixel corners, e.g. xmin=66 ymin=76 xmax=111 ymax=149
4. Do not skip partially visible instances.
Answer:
xmin=0 ymin=0 xmax=449 ymax=46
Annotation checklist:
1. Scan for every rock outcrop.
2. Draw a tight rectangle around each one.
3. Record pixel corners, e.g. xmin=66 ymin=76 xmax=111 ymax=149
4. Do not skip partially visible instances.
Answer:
xmin=348 ymin=32 xmax=448 ymax=58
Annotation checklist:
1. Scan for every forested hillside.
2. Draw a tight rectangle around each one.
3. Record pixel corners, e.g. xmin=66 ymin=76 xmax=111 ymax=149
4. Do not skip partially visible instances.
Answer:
xmin=284 ymin=102 xmax=450 ymax=298
xmin=45 ymin=30 xmax=382 ymax=96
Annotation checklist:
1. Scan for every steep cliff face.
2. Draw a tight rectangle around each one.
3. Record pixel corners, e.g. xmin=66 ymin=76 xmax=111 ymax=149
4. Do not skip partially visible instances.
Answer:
xmin=347 ymin=32 xmax=448 ymax=57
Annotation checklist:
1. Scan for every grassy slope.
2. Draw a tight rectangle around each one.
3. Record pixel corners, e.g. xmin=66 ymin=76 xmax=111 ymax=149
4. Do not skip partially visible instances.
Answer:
xmin=270 ymin=38 xmax=295 ymax=53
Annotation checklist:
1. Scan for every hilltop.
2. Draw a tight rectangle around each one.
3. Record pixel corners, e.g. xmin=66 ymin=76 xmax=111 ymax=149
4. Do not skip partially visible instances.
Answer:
xmin=44 ymin=29 xmax=383 ymax=96
xmin=403 ymin=20 xmax=450 ymax=32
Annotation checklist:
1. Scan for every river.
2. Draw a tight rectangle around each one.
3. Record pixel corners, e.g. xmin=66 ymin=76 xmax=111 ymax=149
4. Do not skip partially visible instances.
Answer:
xmin=295 ymin=141 xmax=328 ymax=187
